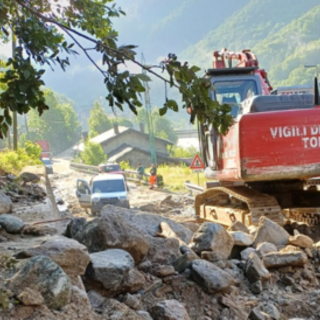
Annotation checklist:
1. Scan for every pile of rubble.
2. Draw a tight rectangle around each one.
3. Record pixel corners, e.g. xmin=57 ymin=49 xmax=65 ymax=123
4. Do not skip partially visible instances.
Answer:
xmin=1 ymin=198 xmax=320 ymax=320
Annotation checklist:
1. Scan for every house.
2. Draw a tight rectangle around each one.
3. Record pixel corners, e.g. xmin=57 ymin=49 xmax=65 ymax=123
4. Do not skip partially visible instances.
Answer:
xmin=75 ymin=124 xmax=180 ymax=167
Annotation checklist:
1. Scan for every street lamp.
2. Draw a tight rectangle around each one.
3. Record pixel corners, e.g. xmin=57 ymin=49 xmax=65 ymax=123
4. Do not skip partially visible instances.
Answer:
xmin=304 ymin=64 xmax=319 ymax=78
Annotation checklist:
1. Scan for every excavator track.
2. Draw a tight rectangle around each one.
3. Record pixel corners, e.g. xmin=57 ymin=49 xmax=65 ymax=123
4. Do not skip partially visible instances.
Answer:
xmin=195 ymin=186 xmax=283 ymax=227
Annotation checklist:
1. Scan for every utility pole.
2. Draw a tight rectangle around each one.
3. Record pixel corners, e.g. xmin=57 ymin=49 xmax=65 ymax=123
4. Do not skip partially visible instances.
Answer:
xmin=12 ymin=35 xmax=18 ymax=150
xmin=141 ymin=54 xmax=157 ymax=165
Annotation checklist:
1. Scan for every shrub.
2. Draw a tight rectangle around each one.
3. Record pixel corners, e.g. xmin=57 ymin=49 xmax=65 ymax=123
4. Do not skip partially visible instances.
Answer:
xmin=81 ymin=141 xmax=107 ymax=166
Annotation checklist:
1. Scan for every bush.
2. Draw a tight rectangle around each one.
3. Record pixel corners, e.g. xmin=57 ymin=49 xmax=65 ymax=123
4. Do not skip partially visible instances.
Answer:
xmin=81 ymin=141 xmax=107 ymax=166
xmin=0 ymin=141 xmax=42 ymax=175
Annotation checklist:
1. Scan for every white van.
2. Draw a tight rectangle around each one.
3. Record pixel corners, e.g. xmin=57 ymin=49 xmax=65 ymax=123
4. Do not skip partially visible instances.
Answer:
xmin=76 ymin=173 xmax=130 ymax=215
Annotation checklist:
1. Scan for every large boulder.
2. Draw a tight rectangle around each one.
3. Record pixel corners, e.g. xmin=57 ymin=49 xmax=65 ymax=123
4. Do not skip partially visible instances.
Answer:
xmin=143 ymin=236 xmax=181 ymax=265
xmin=256 ymin=242 xmax=277 ymax=257
xmin=240 ymin=247 xmax=257 ymax=261
xmin=75 ymin=213 xmax=149 ymax=264
xmin=263 ymin=251 xmax=308 ymax=269
xmin=0 ymin=214 xmax=25 ymax=233
xmin=191 ymin=259 xmax=234 ymax=293
xmin=0 ymin=192 xmax=12 ymax=214
xmin=244 ymin=252 xmax=270 ymax=283
xmin=253 ymin=217 xmax=290 ymax=248
xmin=228 ymin=221 xmax=249 ymax=234
xmin=189 ymin=222 xmax=234 ymax=260
xmin=15 ymin=235 xmax=90 ymax=276
xmin=149 ymin=299 xmax=190 ymax=320
xmin=229 ymin=231 xmax=253 ymax=246
xmin=100 ymin=205 xmax=193 ymax=244
xmin=6 ymin=256 xmax=70 ymax=309
xmin=174 ymin=250 xmax=199 ymax=273
xmin=86 ymin=249 xmax=134 ymax=291
xmin=289 ymin=231 xmax=313 ymax=249
xmin=64 ymin=217 xmax=87 ymax=238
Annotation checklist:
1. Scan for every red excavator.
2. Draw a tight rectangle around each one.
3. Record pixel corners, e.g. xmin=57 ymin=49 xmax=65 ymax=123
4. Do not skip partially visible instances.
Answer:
xmin=195 ymin=49 xmax=320 ymax=228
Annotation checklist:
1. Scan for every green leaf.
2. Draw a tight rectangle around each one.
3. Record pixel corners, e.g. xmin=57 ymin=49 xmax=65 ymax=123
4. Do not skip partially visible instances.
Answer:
xmin=136 ymin=73 xmax=152 ymax=82
xmin=159 ymin=107 xmax=167 ymax=116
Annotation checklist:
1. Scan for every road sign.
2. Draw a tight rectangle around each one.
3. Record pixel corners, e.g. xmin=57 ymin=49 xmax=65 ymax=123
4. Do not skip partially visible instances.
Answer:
xmin=190 ymin=154 xmax=205 ymax=170
xmin=192 ymin=168 xmax=204 ymax=173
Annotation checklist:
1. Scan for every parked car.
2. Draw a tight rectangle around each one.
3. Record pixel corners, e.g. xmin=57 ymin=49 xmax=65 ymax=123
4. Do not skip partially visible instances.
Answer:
xmin=41 ymin=157 xmax=53 ymax=174
xmin=76 ymin=173 xmax=130 ymax=215
xmin=98 ymin=163 xmax=123 ymax=175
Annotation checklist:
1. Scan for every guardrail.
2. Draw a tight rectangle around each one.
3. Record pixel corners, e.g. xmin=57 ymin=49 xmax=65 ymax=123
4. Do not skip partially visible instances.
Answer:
xmin=69 ymin=162 xmax=152 ymax=185
xmin=185 ymin=181 xmax=204 ymax=196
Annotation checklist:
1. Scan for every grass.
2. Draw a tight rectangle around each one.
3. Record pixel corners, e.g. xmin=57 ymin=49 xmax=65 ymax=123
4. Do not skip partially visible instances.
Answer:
xmin=146 ymin=164 xmax=206 ymax=193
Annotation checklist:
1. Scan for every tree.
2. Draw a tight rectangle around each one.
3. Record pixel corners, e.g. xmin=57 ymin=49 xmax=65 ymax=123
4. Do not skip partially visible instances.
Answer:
xmin=111 ymin=117 xmax=133 ymax=128
xmin=27 ymin=89 xmax=81 ymax=154
xmin=0 ymin=0 xmax=233 ymax=139
xmin=88 ymin=101 xmax=112 ymax=138
xmin=81 ymin=141 xmax=106 ymax=166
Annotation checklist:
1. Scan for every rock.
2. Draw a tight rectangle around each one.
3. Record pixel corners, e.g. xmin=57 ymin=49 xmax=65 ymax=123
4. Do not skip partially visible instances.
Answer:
xmin=191 ymin=259 xmax=234 ymax=293
xmin=218 ymin=296 xmax=249 ymax=320
xmin=144 ymin=236 xmax=181 ymax=265
xmin=151 ymin=265 xmax=176 ymax=277
xmin=75 ymin=213 xmax=149 ymax=264
xmin=263 ymin=251 xmax=308 ymax=268
xmin=248 ymin=225 xmax=257 ymax=236
xmin=123 ymin=293 xmax=141 ymax=310
xmin=253 ymin=217 xmax=290 ymax=248
xmin=87 ymin=290 xmax=105 ymax=309
xmin=100 ymin=205 xmax=193 ymax=244
xmin=174 ymin=250 xmax=199 ymax=273
xmin=189 ymin=222 xmax=234 ymax=260
xmin=136 ymin=311 xmax=153 ymax=320
xmin=17 ymin=287 xmax=44 ymax=306
xmin=262 ymin=303 xmax=281 ymax=320
xmin=249 ymin=307 xmax=272 ymax=320
xmin=256 ymin=242 xmax=277 ymax=257
xmin=86 ymin=249 xmax=134 ymax=291
xmin=149 ymin=299 xmax=190 ymax=320
xmin=228 ymin=221 xmax=249 ymax=234
xmin=181 ymin=222 xmax=199 ymax=233
xmin=229 ymin=231 xmax=253 ymax=246
xmin=6 ymin=256 xmax=70 ymax=309
xmin=19 ymin=172 xmax=40 ymax=183
xmin=21 ymin=224 xmax=58 ymax=236
xmin=244 ymin=252 xmax=270 ymax=283
xmin=0 ymin=214 xmax=25 ymax=234
xmin=15 ymin=235 xmax=90 ymax=276
xmin=64 ymin=217 xmax=87 ymax=238
xmin=251 ymin=280 xmax=263 ymax=294
xmin=0 ymin=192 xmax=12 ymax=214
xmin=241 ymin=247 xmax=256 ymax=260
xmin=158 ymin=222 xmax=187 ymax=246
xmin=289 ymin=232 xmax=313 ymax=248
xmin=122 ymin=268 xmax=145 ymax=293
xmin=101 ymin=298 xmax=145 ymax=320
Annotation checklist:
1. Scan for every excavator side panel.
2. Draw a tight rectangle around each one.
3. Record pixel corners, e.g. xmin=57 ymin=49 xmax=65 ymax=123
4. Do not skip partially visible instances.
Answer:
xmin=239 ymin=108 xmax=320 ymax=181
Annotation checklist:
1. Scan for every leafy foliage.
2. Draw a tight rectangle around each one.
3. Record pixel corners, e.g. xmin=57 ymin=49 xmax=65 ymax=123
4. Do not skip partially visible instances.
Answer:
xmin=170 ymin=145 xmax=198 ymax=158
xmin=88 ymin=101 xmax=112 ymax=139
xmin=0 ymin=0 xmax=234 ymax=140
xmin=27 ymin=89 xmax=80 ymax=154
xmin=0 ymin=141 xmax=42 ymax=174
xmin=81 ymin=141 xmax=107 ymax=166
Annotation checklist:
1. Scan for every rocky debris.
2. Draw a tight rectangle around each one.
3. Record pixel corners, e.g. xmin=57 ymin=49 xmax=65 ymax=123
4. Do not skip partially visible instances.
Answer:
xmin=123 ymin=293 xmax=141 ymax=309
xmin=244 ymin=252 xmax=270 ymax=283
xmin=100 ymin=205 xmax=193 ymax=244
xmin=0 ymin=191 xmax=12 ymax=213
xmin=75 ymin=212 xmax=150 ymax=264
xmin=6 ymin=256 xmax=71 ymax=309
xmin=144 ymin=236 xmax=181 ymax=265
xmin=241 ymin=247 xmax=257 ymax=260
xmin=21 ymin=224 xmax=58 ymax=236
xmin=17 ymin=287 xmax=45 ymax=306
xmin=262 ymin=303 xmax=281 ymax=320
xmin=253 ymin=217 xmax=290 ymax=248
xmin=174 ymin=250 xmax=199 ymax=273
xmin=289 ymin=230 xmax=313 ymax=248
xmin=121 ymin=268 xmax=146 ymax=293
xmin=150 ymin=264 xmax=176 ymax=278
xmin=136 ymin=310 xmax=153 ymax=320
xmin=229 ymin=231 xmax=253 ymax=246
xmin=64 ymin=217 xmax=87 ymax=238
xmin=15 ymin=235 xmax=90 ymax=276
xmin=181 ymin=222 xmax=199 ymax=233
xmin=149 ymin=299 xmax=190 ymax=320
xmin=191 ymin=259 xmax=234 ymax=293
xmin=228 ymin=220 xmax=250 ymax=234
xmin=87 ymin=289 xmax=106 ymax=309
xmin=263 ymin=251 xmax=308 ymax=268
xmin=19 ymin=172 xmax=41 ymax=183
xmin=189 ymin=222 xmax=234 ymax=260
xmin=158 ymin=221 xmax=187 ymax=246
xmin=249 ymin=307 xmax=272 ymax=320
xmin=0 ymin=214 xmax=25 ymax=233
xmin=86 ymin=249 xmax=135 ymax=292
xmin=256 ymin=242 xmax=278 ymax=257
